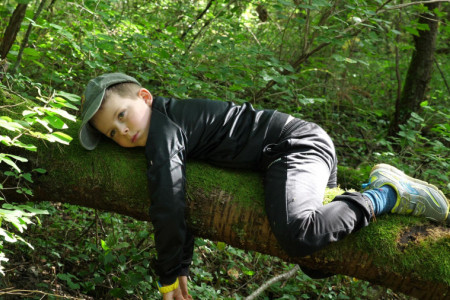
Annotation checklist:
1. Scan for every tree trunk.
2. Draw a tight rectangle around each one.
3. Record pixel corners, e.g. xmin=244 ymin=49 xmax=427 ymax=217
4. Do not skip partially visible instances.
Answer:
xmin=0 ymin=3 xmax=29 ymax=60
xmin=11 ymin=0 xmax=48 ymax=74
xmin=1 ymin=124 xmax=449 ymax=299
xmin=388 ymin=2 xmax=440 ymax=136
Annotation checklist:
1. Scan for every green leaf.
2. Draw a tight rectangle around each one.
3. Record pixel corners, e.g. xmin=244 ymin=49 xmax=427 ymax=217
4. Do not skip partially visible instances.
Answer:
xmin=17 ymin=205 xmax=48 ymax=215
xmin=49 ymin=23 xmax=63 ymax=30
xmin=217 ymin=242 xmax=226 ymax=251
xmin=11 ymin=140 xmax=37 ymax=151
xmin=57 ymin=273 xmax=69 ymax=280
xmin=101 ymin=240 xmax=110 ymax=251
xmin=44 ymin=107 xmax=76 ymax=122
xmin=404 ymin=26 xmax=419 ymax=36
xmin=32 ymin=60 xmax=45 ymax=69
xmin=0 ymin=118 xmax=24 ymax=132
xmin=8 ymin=217 xmax=24 ymax=233
xmin=22 ymin=110 xmax=37 ymax=117
xmin=0 ymin=156 xmax=21 ymax=172
xmin=54 ymin=97 xmax=78 ymax=109
xmin=416 ymin=23 xmax=430 ymax=32
xmin=50 ymin=132 xmax=73 ymax=144
xmin=21 ymin=173 xmax=33 ymax=183
xmin=23 ymin=47 xmax=41 ymax=58
xmin=0 ymin=228 xmax=17 ymax=243
xmin=44 ymin=115 xmax=66 ymax=129
xmin=344 ymin=58 xmax=357 ymax=64
xmin=36 ymin=118 xmax=52 ymax=132
xmin=6 ymin=154 xmax=28 ymax=162
xmin=33 ymin=168 xmax=46 ymax=174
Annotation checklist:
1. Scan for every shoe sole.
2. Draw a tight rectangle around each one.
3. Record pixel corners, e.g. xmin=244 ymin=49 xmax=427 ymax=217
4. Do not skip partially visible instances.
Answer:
xmin=371 ymin=163 xmax=449 ymax=222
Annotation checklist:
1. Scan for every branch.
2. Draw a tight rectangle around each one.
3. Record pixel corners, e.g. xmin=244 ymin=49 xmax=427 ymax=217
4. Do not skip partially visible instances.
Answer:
xmin=378 ymin=0 xmax=450 ymax=12
xmin=245 ymin=265 xmax=300 ymax=300
xmin=434 ymin=57 xmax=450 ymax=93
xmin=186 ymin=0 xmax=236 ymax=51
xmin=180 ymin=0 xmax=216 ymax=41
xmin=2 ymin=124 xmax=449 ymax=299
xmin=302 ymin=0 xmax=312 ymax=54
xmin=11 ymin=0 xmax=48 ymax=74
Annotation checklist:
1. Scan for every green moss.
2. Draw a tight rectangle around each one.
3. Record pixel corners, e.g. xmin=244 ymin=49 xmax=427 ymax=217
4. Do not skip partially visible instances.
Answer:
xmin=327 ymin=214 xmax=450 ymax=284
xmin=403 ymin=236 xmax=450 ymax=284
xmin=337 ymin=165 xmax=372 ymax=190
xmin=35 ymin=125 xmax=149 ymax=202
xmin=186 ymin=161 xmax=265 ymax=209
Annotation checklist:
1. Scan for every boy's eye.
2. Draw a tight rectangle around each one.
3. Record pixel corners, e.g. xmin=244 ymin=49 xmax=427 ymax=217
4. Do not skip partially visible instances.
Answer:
xmin=110 ymin=129 xmax=116 ymax=138
xmin=118 ymin=111 xmax=125 ymax=120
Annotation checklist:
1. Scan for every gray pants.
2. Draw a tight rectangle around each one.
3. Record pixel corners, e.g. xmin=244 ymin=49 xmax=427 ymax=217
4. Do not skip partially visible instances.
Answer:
xmin=263 ymin=119 xmax=372 ymax=258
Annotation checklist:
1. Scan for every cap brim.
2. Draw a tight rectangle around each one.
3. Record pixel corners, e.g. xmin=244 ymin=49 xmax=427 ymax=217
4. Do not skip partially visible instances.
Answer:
xmin=79 ymin=91 xmax=105 ymax=150
xmin=79 ymin=122 xmax=103 ymax=150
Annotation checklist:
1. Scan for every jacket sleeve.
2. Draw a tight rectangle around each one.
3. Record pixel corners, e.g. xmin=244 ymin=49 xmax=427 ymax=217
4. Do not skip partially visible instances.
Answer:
xmin=148 ymin=147 xmax=190 ymax=285
xmin=146 ymin=109 xmax=194 ymax=285
xmin=180 ymin=228 xmax=195 ymax=277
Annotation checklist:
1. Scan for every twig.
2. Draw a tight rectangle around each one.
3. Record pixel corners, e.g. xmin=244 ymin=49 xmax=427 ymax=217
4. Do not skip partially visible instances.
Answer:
xmin=317 ymin=277 xmax=330 ymax=300
xmin=394 ymin=12 xmax=402 ymax=102
xmin=186 ymin=0 xmax=235 ymax=51
xmin=0 ymin=287 xmax=84 ymax=299
xmin=278 ymin=2 xmax=301 ymax=59
xmin=0 ymin=100 xmax=27 ymax=109
xmin=379 ymin=0 xmax=450 ymax=12
xmin=302 ymin=0 xmax=312 ymax=54
xmin=375 ymin=0 xmax=394 ymax=13
xmin=180 ymin=0 xmax=216 ymax=41
xmin=244 ymin=25 xmax=261 ymax=46
xmin=245 ymin=265 xmax=300 ymax=300
xmin=434 ymin=57 xmax=450 ymax=93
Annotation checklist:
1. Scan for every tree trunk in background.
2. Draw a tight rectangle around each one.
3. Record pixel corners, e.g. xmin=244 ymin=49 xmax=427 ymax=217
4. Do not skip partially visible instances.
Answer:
xmin=11 ymin=0 xmax=48 ymax=74
xmin=0 ymin=3 xmax=28 ymax=60
xmin=388 ymin=2 xmax=440 ymax=136
xmin=1 ymin=124 xmax=449 ymax=299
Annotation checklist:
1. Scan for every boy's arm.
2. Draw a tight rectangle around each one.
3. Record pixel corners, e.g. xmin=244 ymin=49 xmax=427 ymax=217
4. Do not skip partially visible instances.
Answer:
xmin=180 ymin=229 xmax=194 ymax=277
xmin=148 ymin=151 xmax=189 ymax=285
xmin=146 ymin=109 xmax=194 ymax=289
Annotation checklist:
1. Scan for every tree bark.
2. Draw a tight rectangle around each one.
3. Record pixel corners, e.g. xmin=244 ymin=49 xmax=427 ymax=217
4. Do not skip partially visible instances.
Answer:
xmin=1 ymin=124 xmax=449 ymax=299
xmin=11 ymin=0 xmax=48 ymax=74
xmin=0 ymin=3 xmax=29 ymax=60
xmin=388 ymin=2 xmax=440 ymax=136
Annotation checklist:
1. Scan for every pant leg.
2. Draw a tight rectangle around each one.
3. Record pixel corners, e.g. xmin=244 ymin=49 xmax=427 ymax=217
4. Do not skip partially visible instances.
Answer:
xmin=263 ymin=120 xmax=372 ymax=258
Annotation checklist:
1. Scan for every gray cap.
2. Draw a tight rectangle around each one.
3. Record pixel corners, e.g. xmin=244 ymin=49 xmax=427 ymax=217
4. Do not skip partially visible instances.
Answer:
xmin=78 ymin=73 xmax=140 ymax=150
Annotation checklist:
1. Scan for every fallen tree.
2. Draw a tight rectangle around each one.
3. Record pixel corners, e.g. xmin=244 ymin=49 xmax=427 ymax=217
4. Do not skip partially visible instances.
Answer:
xmin=2 ymin=124 xmax=449 ymax=300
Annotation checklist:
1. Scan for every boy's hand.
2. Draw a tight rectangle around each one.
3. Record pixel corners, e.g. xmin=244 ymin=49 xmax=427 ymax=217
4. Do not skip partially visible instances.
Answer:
xmin=179 ymin=276 xmax=192 ymax=299
xmin=161 ymin=276 xmax=192 ymax=300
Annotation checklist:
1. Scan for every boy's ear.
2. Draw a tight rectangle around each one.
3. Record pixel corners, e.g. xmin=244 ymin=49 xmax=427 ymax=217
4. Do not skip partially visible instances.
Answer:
xmin=138 ymin=88 xmax=153 ymax=106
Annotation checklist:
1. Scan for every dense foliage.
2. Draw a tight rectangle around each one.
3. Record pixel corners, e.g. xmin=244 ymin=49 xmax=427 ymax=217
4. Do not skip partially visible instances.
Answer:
xmin=0 ymin=0 xmax=448 ymax=299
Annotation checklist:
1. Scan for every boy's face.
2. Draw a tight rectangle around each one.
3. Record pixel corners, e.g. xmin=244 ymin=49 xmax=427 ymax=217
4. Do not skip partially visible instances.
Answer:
xmin=91 ymin=88 xmax=153 ymax=148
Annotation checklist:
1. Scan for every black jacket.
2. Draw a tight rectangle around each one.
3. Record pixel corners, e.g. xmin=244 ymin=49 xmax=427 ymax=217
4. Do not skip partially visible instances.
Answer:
xmin=145 ymin=97 xmax=289 ymax=284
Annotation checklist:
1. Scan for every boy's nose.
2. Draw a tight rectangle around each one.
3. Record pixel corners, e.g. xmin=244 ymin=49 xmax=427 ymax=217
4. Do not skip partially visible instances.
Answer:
xmin=119 ymin=125 xmax=129 ymax=135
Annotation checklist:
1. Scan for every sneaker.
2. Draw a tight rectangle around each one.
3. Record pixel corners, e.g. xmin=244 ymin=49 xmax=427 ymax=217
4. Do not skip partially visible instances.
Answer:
xmin=365 ymin=163 xmax=449 ymax=223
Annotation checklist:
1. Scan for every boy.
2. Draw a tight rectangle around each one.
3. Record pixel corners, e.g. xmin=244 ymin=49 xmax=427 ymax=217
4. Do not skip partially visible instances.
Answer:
xmin=79 ymin=73 xmax=449 ymax=300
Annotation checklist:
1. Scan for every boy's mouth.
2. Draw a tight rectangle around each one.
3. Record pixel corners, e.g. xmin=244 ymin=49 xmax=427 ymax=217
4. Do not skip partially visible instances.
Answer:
xmin=131 ymin=133 xmax=138 ymax=143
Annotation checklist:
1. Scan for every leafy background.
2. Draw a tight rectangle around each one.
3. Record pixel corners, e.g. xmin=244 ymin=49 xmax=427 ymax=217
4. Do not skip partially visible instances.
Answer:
xmin=0 ymin=0 xmax=449 ymax=299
